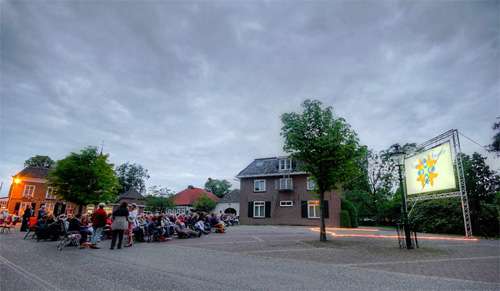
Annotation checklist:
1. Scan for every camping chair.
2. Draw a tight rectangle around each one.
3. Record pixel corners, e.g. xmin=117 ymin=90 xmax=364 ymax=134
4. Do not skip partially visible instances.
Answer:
xmin=2 ymin=217 xmax=19 ymax=233
xmin=145 ymin=222 xmax=161 ymax=243
xmin=24 ymin=217 xmax=39 ymax=240
xmin=57 ymin=220 xmax=82 ymax=251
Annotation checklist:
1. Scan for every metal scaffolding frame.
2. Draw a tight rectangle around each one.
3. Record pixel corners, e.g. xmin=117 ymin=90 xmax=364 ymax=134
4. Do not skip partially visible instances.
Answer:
xmin=405 ymin=129 xmax=473 ymax=238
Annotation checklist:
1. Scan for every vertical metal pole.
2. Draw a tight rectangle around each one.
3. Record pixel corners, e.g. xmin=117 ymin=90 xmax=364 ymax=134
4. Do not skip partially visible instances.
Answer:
xmin=398 ymin=164 xmax=413 ymax=250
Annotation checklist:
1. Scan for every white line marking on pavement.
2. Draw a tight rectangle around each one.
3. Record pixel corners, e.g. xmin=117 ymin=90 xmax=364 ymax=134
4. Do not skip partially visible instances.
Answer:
xmin=253 ymin=236 xmax=264 ymax=242
xmin=0 ymin=255 xmax=61 ymax=291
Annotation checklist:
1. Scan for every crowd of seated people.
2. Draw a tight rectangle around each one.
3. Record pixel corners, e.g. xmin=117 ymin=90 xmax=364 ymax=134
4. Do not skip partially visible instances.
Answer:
xmin=29 ymin=209 xmax=239 ymax=247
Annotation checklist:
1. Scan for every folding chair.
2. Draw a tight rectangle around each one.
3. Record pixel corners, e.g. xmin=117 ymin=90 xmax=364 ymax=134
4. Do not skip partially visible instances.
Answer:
xmin=2 ymin=217 xmax=19 ymax=233
xmin=57 ymin=221 xmax=82 ymax=251
xmin=24 ymin=217 xmax=39 ymax=240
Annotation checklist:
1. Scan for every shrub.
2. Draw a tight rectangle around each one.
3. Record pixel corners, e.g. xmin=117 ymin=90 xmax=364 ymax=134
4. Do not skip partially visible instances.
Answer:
xmin=339 ymin=210 xmax=351 ymax=228
xmin=341 ymin=199 xmax=358 ymax=228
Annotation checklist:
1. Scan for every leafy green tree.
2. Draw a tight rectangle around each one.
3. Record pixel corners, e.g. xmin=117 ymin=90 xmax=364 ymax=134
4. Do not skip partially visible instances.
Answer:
xmin=486 ymin=118 xmax=500 ymax=157
xmin=204 ymin=178 xmax=232 ymax=198
xmin=461 ymin=152 xmax=500 ymax=204
xmin=49 ymin=146 xmax=119 ymax=213
xmin=24 ymin=155 xmax=55 ymax=168
xmin=281 ymin=99 xmax=366 ymax=241
xmin=145 ymin=196 xmax=174 ymax=213
xmin=147 ymin=185 xmax=173 ymax=198
xmin=341 ymin=199 xmax=358 ymax=228
xmin=344 ymin=143 xmax=416 ymax=224
xmin=192 ymin=193 xmax=217 ymax=212
xmin=411 ymin=198 xmax=465 ymax=235
xmin=115 ymin=162 xmax=150 ymax=195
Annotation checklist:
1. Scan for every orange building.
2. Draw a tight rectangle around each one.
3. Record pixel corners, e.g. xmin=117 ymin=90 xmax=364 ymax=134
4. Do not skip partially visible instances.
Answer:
xmin=7 ymin=166 xmax=76 ymax=216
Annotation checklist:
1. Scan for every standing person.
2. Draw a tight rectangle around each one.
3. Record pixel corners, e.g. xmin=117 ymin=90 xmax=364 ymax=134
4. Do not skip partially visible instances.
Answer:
xmin=90 ymin=203 xmax=107 ymax=249
xmin=125 ymin=203 xmax=138 ymax=247
xmin=110 ymin=201 xmax=129 ymax=250
xmin=20 ymin=205 xmax=34 ymax=231
xmin=38 ymin=205 xmax=46 ymax=219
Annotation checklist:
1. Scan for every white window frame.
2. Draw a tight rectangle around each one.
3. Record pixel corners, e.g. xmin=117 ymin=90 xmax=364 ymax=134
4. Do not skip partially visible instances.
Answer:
xmin=23 ymin=185 xmax=35 ymax=197
xmin=279 ymin=178 xmax=293 ymax=190
xmin=307 ymin=178 xmax=315 ymax=191
xmin=308 ymin=201 xmax=320 ymax=219
xmin=280 ymin=201 xmax=293 ymax=207
xmin=254 ymin=180 xmax=266 ymax=192
xmin=254 ymin=201 xmax=265 ymax=218
xmin=279 ymin=158 xmax=292 ymax=171
xmin=45 ymin=187 xmax=56 ymax=199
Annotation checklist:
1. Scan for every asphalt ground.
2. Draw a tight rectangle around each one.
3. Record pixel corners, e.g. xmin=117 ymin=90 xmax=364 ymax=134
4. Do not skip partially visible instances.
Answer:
xmin=0 ymin=225 xmax=498 ymax=290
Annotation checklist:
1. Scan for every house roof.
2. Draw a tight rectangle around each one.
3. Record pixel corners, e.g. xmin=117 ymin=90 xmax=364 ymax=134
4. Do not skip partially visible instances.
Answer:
xmin=117 ymin=188 xmax=147 ymax=201
xmin=236 ymin=157 xmax=306 ymax=178
xmin=13 ymin=166 xmax=51 ymax=180
xmin=173 ymin=187 xmax=220 ymax=206
xmin=217 ymin=189 xmax=240 ymax=203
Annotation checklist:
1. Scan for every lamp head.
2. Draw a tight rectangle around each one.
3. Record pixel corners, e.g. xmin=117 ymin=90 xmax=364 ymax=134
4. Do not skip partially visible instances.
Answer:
xmin=390 ymin=143 xmax=406 ymax=166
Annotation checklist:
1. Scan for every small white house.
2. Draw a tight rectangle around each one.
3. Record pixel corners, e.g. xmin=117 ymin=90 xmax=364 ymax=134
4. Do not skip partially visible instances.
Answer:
xmin=214 ymin=189 xmax=240 ymax=215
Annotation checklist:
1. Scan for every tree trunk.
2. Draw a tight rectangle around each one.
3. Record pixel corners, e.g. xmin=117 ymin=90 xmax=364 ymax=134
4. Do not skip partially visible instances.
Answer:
xmin=319 ymin=191 xmax=327 ymax=242
xmin=78 ymin=204 xmax=83 ymax=214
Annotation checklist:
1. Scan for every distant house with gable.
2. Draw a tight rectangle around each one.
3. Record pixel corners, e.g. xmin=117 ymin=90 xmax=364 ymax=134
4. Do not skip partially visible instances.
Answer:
xmin=214 ymin=189 xmax=240 ymax=215
xmin=112 ymin=188 xmax=148 ymax=213
xmin=169 ymin=185 xmax=220 ymax=214
xmin=236 ymin=157 xmax=341 ymax=227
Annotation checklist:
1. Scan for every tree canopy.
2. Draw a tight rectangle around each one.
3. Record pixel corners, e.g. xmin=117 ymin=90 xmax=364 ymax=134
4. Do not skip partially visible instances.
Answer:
xmin=343 ymin=143 xmax=416 ymax=224
xmin=145 ymin=195 xmax=174 ymax=213
xmin=486 ymin=118 xmax=500 ymax=157
xmin=24 ymin=155 xmax=55 ymax=168
xmin=49 ymin=146 xmax=119 ymax=213
xmin=147 ymin=185 xmax=173 ymax=198
xmin=204 ymin=178 xmax=232 ymax=198
xmin=281 ymin=99 xmax=366 ymax=241
xmin=115 ymin=162 xmax=150 ymax=195
xmin=192 ymin=193 xmax=217 ymax=212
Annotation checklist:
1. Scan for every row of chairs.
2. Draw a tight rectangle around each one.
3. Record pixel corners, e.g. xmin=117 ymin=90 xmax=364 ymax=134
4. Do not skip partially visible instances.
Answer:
xmin=0 ymin=216 xmax=20 ymax=233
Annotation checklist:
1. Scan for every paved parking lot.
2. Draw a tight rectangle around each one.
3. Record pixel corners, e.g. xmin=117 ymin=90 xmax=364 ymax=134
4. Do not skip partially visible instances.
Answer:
xmin=1 ymin=225 xmax=498 ymax=290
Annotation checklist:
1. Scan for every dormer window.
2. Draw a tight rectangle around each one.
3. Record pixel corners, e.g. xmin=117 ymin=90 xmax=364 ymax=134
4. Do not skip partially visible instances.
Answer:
xmin=279 ymin=158 xmax=292 ymax=171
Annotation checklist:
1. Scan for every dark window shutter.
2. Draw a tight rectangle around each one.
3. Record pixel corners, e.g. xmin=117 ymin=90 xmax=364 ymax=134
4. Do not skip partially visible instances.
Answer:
xmin=265 ymin=201 xmax=271 ymax=218
xmin=323 ymin=200 xmax=329 ymax=218
xmin=301 ymin=201 xmax=307 ymax=218
xmin=248 ymin=202 xmax=254 ymax=218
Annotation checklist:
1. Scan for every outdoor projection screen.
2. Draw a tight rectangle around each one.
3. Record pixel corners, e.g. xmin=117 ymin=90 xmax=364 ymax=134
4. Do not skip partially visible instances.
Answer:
xmin=405 ymin=142 xmax=457 ymax=195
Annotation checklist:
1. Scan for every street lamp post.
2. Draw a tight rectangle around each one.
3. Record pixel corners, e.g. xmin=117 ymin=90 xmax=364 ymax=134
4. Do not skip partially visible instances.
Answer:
xmin=390 ymin=143 xmax=413 ymax=250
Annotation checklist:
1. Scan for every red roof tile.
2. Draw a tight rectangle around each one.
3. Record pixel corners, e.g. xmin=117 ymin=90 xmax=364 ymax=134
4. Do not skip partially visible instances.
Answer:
xmin=173 ymin=187 xmax=220 ymax=206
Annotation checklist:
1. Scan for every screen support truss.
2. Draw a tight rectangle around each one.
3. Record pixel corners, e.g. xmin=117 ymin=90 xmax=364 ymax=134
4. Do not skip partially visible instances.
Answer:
xmin=405 ymin=129 xmax=473 ymax=238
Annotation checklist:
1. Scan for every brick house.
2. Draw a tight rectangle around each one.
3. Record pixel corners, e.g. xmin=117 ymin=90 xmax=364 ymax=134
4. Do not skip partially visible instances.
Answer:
xmin=237 ymin=157 xmax=341 ymax=227
xmin=169 ymin=186 xmax=219 ymax=214
xmin=7 ymin=166 xmax=77 ymax=216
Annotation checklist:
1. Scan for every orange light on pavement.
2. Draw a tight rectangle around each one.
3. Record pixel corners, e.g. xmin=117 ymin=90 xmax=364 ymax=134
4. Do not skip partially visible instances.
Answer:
xmin=326 ymin=227 xmax=380 ymax=232
xmin=309 ymin=227 xmax=477 ymax=241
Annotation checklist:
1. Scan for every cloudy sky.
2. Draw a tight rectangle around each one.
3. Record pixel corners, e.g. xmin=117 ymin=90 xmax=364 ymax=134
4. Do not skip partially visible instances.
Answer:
xmin=1 ymin=1 xmax=498 ymax=196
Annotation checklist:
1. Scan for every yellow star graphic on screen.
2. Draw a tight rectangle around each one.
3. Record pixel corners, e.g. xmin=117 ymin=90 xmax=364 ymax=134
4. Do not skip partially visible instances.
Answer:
xmin=428 ymin=171 xmax=438 ymax=186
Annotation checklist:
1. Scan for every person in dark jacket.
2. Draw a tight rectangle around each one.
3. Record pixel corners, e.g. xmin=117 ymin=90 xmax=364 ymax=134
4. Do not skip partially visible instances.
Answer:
xmin=90 ymin=203 xmax=107 ymax=249
xmin=110 ymin=201 xmax=129 ymax=250
xmin=20 ymin=205 xmax=34 ymax=231
xmin=68 ymin=213 xmax=91 ymax=245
